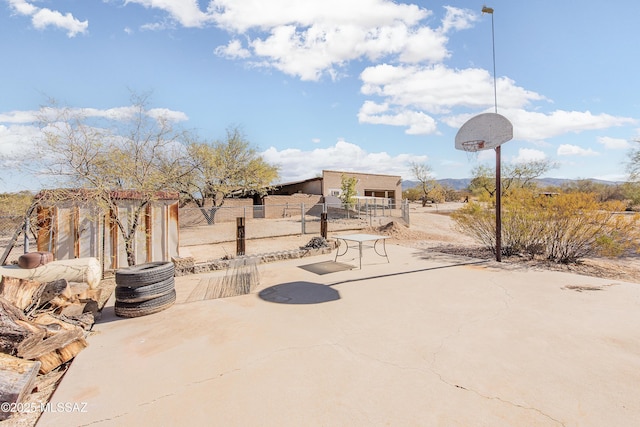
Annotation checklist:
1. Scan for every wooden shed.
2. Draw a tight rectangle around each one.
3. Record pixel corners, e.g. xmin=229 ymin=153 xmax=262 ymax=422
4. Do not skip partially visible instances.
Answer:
xmin=35 ymin=190 xmax=179 ymax=270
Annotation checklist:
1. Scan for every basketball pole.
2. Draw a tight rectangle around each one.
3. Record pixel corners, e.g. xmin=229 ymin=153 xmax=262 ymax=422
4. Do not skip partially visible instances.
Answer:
xmin=483 ymin=5 xmax=501 ymax=262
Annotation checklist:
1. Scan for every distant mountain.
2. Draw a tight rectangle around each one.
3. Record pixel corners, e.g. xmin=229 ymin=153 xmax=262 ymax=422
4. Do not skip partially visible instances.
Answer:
xmin=402 ymin=178 xmax=624 ymax=191
xmin=401 ymin=179 xmax=470 ymax=190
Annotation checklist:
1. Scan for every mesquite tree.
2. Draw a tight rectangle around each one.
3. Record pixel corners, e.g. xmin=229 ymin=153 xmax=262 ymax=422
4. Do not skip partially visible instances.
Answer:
xmin=175 ymin=127 xmax=279 ymax=224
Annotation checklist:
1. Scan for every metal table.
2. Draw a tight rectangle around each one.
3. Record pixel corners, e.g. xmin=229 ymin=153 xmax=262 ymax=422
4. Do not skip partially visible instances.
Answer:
xmin=334 ymin=233 xmax=390 ymax=269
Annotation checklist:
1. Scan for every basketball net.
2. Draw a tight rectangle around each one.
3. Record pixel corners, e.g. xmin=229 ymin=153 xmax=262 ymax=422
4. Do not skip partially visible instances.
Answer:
xmin=460 ymin=140 xmax=484 ymax=162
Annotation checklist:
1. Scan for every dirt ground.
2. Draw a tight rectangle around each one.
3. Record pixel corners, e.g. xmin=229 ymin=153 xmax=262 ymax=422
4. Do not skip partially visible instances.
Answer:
xmin=180 ymin=202 xmax=640 ymax=284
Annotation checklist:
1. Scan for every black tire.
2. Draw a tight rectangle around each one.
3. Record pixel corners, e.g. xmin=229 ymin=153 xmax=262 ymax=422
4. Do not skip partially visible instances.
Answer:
xmin=115 ymin=277 xmax=175 ymax=303
xmin=115 ymin=261 xmax=175 ymax=287
xmin=114 ymin=289 xmax=176 ymax=318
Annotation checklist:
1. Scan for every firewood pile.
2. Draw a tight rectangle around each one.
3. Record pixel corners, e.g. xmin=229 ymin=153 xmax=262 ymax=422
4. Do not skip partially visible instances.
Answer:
xmin=0 ymin=275 xmax=100 ymax=421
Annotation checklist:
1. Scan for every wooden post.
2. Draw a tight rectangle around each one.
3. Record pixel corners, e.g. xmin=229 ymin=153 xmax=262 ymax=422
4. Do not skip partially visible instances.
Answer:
xmin=320 ymin=213 xmax=328 ymax=239
xmin=236 ymin=217 xmax=245 ymax=256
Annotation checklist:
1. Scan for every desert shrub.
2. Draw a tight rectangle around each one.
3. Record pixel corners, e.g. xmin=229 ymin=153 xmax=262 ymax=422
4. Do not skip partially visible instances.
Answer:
xmin=403 ymin=187 xmax=423 ymax=202
xmin=450 ymin=201 xmax=496 ymax=249
xmin=451 ymin=189 xmax=640 ymax=263
xmin=0 ymin=191 xmax=34 ymax=216
xmin=426 ymin=186 xmax=446 ymax=204
xmin=0 ymin=192 xmax=36 ymax=235
xmin=441 ymin=185 xmax=462 ymax=202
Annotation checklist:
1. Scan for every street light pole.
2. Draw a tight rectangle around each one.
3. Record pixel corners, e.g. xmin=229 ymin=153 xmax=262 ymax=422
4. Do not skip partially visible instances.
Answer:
xmin=482 ymin=5 xmax=502 ymax=262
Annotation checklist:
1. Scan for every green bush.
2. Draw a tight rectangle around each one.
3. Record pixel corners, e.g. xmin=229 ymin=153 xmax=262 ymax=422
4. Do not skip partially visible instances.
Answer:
xmin=451 ymin=189 xmax=640 ymax=263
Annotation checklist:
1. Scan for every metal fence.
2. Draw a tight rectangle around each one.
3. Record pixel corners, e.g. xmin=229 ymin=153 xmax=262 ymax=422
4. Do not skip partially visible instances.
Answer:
xmin=0 ymin=199 xmax=410 ymax=265
xmin=0 ymin=214 xmax=38 ymax=266
xmin=179 ymin=200 xmax=410 ymax=247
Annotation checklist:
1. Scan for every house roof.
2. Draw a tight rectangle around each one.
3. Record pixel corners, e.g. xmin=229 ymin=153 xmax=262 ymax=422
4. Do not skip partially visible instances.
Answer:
xmin=273 ymin=176 xmax=323 ymax=188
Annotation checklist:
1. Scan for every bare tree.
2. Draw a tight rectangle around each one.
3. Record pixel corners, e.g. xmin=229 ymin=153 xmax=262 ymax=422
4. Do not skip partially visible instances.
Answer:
xmin=33 ymin=93 xmax=191 ymax=266
xmin=410 ymin=162 xmax=436 ymax=207
xmin=626 ymin=139 xmax=640 ymax=182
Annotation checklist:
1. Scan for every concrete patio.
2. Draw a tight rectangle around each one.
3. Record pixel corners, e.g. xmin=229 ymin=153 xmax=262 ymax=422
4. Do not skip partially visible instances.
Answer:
xmin=38 ymin=244 xmax=640 ymax=426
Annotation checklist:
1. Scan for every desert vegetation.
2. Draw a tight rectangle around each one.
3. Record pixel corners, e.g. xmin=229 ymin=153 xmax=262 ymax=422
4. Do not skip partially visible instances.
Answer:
xmin=452 ymin=188 xmax=640 ymax=263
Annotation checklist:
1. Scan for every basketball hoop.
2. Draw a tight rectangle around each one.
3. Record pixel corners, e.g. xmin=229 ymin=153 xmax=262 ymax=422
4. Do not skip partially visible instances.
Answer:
xmin=459 ymin=139 xmax=484 ymax=161
xmin=460 ymin=140 xmax=486 ymax=152
xmin=454 ymin=113 xmax=513 ymax=152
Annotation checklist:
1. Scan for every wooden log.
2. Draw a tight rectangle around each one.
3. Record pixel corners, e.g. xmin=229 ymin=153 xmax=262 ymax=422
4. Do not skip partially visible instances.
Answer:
xmin=237 ymin=217 xmax=246 ymax=256
xmin=0 ymin=353 xmax=41 ymax=421
xmin=0 ymin=277 xmax=68 ymax=314
xmin=59 ymin=302 xmax=87 ymax=318
xmin=62 ymin=312 xmax=95 ymax=331
xmin=36 ymin=279 xmax=69 ymax=308
xmin=19 ymin=314 xmax=84 ymax=361
xmin=35 ymin=338 xmax=88 ymax=375
xmin=57 ymin=338 xmax=88 ymax=365
xmin=0 ymin=297 xmax=46 ymax=357
xmin=0 ymin=277 xmax=43 ymax=312
xmin=35 ymin=352 xmax=64 ymax=375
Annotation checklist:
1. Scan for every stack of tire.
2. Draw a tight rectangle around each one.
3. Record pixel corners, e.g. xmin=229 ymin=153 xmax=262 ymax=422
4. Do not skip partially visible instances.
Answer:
xmin=114 ymin=261 xmax=176 ymax=318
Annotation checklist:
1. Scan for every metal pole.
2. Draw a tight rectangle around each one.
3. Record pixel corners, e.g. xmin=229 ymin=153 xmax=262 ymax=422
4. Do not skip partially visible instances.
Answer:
xmin=484 ymin=5 xmax=501 ymax=262
xmin=496 ymin=145 xmax=502 ymax=262
xmin=490 ymin=11 xmax=497 ymax=115
xmin=23 ymin=216 xmax=30 ymax=253
xmin=492 ymin=10 xmax=501 ymax=262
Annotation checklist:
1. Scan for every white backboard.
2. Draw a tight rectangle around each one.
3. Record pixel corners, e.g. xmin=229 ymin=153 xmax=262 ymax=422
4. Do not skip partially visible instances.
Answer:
xmin=455 ymin=113 xmax=513 ymax=152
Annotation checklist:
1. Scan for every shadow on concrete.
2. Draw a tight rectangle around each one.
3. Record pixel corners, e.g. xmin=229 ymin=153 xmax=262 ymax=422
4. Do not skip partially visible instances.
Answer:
xmin=258 ymin=281 xmax=341 ymax=305
xmin=329 ymin=259 xmax=489 ymax=287
xmin=96 ymin=305 xmax=124 ymax=324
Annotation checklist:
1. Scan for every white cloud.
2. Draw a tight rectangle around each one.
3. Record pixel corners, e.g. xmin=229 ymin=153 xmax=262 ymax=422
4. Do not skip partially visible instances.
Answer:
xmin=443 ymin=108 xmax=636 ymax=142
xmin=357 ymin=101 xmax=437 ymax=135
xmin=215 ymin=39 xmax=252 ymax=59
xmin=0 ymin=124 xmax=40 ymax=156
xmin=440 ymin=6 xmax=478 ymax=33
xmin=140 ymin=21 xmax=175 ymax=31
xmin=207 ymin=2 xmax=475 ymax=81
xmin=557 ymin=144 xmax=599 ymax=157
xmin=476 ymin=149 xmax=495 ymax=163
xmin=511 ymin=148 xmax=547 ymax=164
xmin=0 ymin=110 xmax=40 ymax=124
xmin=124 ymin=0 xmax=213 ymax=28
xmin=0 ymin=105 xmax=189 ymax=125
xmin=261 ymin=139 xmax=427 ymax=182
xmin=0 ymin=105 xmax=189 ymax=163
xmin=8 ymin=0 xmax=88 ymax=37
xmin=360 ymin=64 xmax=546 ymax=120
xmin=147 ymin=108 xmax=189 ymax=122
xmin=209 ymin=0 xmax=427 ymax=32
xmin=124 ymin=0 xmax=452 ymax=80
xmin=597 ymin=136 xmax=632 ymax=150
xmin=506 ymin=109 xmax=636 ymax=141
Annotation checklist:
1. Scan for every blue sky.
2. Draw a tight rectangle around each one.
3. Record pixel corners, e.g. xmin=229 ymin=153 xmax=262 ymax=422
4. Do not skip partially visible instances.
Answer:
xmin=1 ymin=0 xmax=639 ymax=192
